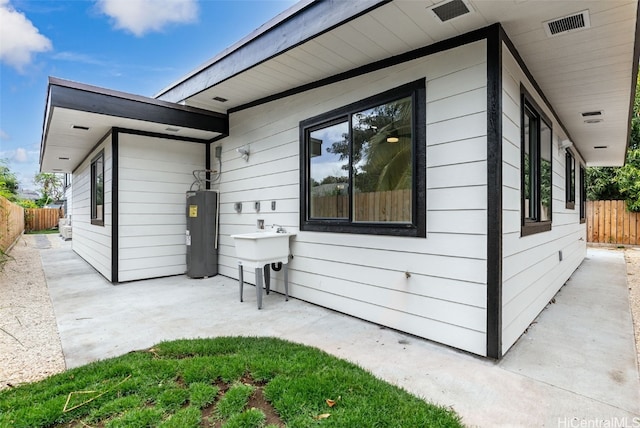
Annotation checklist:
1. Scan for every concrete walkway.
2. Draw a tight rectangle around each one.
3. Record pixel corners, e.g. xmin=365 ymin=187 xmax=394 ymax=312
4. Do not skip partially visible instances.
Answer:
xmin=39 ymin=240 xmax=639 ymax=427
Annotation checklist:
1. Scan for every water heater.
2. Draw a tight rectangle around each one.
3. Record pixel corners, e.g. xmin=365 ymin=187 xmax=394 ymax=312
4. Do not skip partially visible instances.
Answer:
xmin=186 ymin=190 xmax=218 ymax=278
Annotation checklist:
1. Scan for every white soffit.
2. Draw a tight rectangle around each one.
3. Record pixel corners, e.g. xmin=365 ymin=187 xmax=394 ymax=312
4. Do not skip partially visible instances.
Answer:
xmin=41 ymin=107 xmax=220 ymax=173
xmin=182 ymin=0 xmax=637 ymax=166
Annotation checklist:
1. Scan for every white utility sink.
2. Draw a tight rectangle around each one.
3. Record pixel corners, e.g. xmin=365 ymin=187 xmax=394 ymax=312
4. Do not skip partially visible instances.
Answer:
xmin=230 ymin=231 xmax=295 ymax=265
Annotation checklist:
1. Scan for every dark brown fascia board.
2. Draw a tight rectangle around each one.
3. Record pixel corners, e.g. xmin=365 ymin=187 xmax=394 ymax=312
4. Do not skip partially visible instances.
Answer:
xmin=624 ymin=1 xmax=640 ymax=165
xmin=154 ymin=0 xmax=391 ymax=103
xmin=154 ymin=0 xmax=315 ymax=99
xmin=48 ymin=77 xmax=228 ymax=131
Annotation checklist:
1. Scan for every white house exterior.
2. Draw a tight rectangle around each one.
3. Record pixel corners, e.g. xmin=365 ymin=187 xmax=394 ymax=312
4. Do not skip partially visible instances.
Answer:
xmin=40 ymin=0 xmax=639 ymax=358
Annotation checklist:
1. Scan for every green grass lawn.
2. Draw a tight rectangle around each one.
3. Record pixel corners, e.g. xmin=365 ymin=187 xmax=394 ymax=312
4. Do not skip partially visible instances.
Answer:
xmin=0 ymin=337 xmax=463 ymax=427
xmin=25 ymin=229 xmax=59 ymax=235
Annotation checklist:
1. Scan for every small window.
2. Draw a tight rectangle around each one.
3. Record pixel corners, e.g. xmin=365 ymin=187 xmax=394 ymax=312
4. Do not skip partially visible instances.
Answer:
xmin=565 ymin=150 xmax=576 ymax=209
xmin=521 ymin=88 xmax=552 ymax=236
xmin=91 ymin=151 xmax=104 ymax=226
xmin=300 ymin=80 xmax=426 ymax=237
xmin=579 ymin=165 xmax=586 ymax=223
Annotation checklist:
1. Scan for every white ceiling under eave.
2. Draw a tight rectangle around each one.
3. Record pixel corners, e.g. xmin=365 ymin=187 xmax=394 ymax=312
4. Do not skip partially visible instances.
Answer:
xmin=40 ymin=78 xmax=226 ymax=173
xmin=41 ymin=108 xmax=222 ymax=173
xmin=173 ymin=0 xmax=638 ymax=167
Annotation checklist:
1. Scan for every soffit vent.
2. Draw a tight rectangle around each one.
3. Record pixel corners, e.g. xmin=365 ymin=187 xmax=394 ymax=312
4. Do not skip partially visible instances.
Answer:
xmin=429 ymin=0 xmax=473 ymax=23
xmin=544 ymin=10 xmax=590 ymax=37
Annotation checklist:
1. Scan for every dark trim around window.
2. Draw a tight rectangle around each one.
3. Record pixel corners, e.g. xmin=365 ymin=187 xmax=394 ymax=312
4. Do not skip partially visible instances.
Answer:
xmin=579 ymin=165 xmax=586 ymax=224
xmin=565 ymin=150 xmax=576 ymax=210
xmin=299 ymin=79 xmax=426 ymax=237
xmin=90 ymin=150 xmax=105 ymax=226
xmin=520 ymin=85 xmax=552 ymax=237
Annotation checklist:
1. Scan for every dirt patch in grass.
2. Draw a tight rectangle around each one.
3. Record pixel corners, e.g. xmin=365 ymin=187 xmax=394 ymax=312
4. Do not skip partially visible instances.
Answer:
xmin=203 ymin=376 xmax=284 ymax=428
xmin=57 ymin=375 xmax=285 ymax=428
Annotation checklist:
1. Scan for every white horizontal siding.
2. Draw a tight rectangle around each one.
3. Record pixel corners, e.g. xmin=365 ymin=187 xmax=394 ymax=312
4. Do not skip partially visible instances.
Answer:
xmin=501 ymin=43 xmax=587 ymax=354
xmin=118 ymin=133 xmax=205 ymax=282
xmin=217 ymin=40 xmax=489 ymax=356
xmin=72 ymin=136 xmax=113 ymax=281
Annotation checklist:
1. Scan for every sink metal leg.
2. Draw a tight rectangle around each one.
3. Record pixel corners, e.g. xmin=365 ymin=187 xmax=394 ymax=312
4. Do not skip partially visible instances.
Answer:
xmin=255 ymin=267 xmax=263 ymax=309
xmin=264 ymin=264 xmax=271 ymax=294
xmin=284 ymin=263 xmax=289 ymax=301
xmin=238 ymin=262 xmax=244 ymax=302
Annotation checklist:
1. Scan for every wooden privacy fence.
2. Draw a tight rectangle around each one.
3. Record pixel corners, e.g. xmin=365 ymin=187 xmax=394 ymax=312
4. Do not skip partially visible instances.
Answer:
xmin=586 ymin=200 xmax=640 ymax=245
xmin=311 ymin=189 xmax=412 ymax=222
xmin=25 ymin=208 xmax=63 ymax=232
xmin=0 ymin=196 xmax=25 ymax=251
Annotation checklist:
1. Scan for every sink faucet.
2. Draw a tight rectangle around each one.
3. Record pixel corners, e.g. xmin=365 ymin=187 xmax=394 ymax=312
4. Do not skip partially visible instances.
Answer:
xmin=272 ymin=224 xmax=286 ymax=233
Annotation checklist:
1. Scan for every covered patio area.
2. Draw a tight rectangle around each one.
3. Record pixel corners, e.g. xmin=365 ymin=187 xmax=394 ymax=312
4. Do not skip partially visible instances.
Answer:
xmin=40 ymin=239 xmax=639 ymax=426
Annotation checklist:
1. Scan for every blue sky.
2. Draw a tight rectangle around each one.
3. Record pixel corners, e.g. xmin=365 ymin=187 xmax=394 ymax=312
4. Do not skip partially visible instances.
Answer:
xmin=0 ymin=0 xmax=296 ymax=191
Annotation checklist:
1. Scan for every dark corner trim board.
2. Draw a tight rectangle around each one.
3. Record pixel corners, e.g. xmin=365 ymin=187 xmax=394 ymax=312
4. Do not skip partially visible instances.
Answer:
xmin=230 ymin=25 xmax=495 ymax=114
xmin=111 ymin=131 xmax=119 ymax=284
xmin=486 ymin=23 xmax=503 ymax=360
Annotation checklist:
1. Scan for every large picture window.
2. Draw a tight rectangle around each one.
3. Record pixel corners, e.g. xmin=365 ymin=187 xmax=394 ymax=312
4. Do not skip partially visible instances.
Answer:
xmin=521 ymin=89 xmax=552 ymax=236
xmin=565 ymin=150 xmax=576 ymax=210
xmin=91 ymin=151 xmax=104 ymax=226
xmin=300 ymin=80 xmax=425 ymax=237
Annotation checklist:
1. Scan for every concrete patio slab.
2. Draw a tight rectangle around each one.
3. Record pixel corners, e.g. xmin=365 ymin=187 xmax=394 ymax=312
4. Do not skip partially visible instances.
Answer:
xmin=39 ymin=239 xmax=640 ymax=427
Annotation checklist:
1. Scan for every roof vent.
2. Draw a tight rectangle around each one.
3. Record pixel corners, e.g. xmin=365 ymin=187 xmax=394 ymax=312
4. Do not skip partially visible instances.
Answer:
xmin=212 ymin=96 xmax=228 ymax=103
xmin=544 ymin=10 xmax=590 ymax=37
xmin=429 ymin=0 xmax=473 ymax=23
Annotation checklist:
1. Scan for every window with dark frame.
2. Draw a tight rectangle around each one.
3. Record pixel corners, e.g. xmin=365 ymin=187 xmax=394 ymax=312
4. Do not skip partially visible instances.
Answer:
xmin=300 ymin=80 xmax=426 ymax=237
xmin=91 ymin=151 xmax=104 ymax=226
xmin=579 ymin=165 xmax=586 ymax=223
xmin=565 ymin=150 xmax=576 ymax=210
xmin=521 ymin=89 xmax=552 ymax=236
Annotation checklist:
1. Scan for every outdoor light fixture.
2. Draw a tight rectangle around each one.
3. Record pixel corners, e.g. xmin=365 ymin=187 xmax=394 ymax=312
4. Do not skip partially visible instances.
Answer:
xmin=559 ymin=139 xmax=573 ymax=150
xmin=237 ymin=146 xmax=250 ymax=161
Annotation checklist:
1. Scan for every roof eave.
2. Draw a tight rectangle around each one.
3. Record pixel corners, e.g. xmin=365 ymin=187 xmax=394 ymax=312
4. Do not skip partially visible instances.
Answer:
xmin=154 ymin=0 xmax=390 ymax=103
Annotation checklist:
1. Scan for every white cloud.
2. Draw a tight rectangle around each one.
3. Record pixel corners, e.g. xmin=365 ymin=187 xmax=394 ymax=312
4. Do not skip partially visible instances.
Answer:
xmin=96 ymin=0 xmax=198 ymax=37
xmin=52 ymin=51 xmax=107 ymax=66
xmin=0 ymin=0 xmax=52 ymax=71
xmin=14 ymin=148 xmax=28 ymax=163
xmin=0 ymin=147 xmax=35 ymax=164
xmin=0 ymin=129 xmax=9 ymax=140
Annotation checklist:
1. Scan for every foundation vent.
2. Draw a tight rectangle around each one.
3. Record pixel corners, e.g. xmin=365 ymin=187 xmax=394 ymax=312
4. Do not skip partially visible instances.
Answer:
xmin=544 ymin=10 xmax=590 ymax=37
xmin=429 ymin=0 xmax=473 ymax=23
